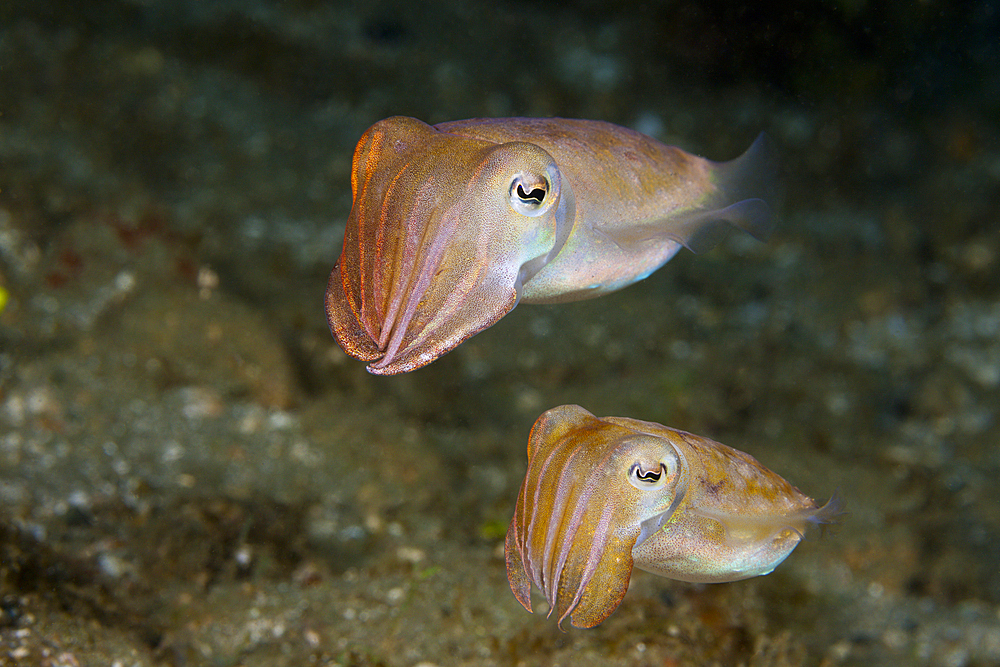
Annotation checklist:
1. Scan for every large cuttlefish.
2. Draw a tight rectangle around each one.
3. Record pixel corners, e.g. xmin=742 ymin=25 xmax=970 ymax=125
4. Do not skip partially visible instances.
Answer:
xmin=506 ymin=405 xmax=843 ymax=629
xmin=326 ymin=116 xmax=775 ymax=374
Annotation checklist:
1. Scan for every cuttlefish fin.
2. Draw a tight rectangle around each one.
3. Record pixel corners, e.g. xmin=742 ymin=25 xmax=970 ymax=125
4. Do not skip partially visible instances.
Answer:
xmin=604 ymin=132 xmax=779 ymax=255
xmin=680 ymin=131 xmax=779 ymax=253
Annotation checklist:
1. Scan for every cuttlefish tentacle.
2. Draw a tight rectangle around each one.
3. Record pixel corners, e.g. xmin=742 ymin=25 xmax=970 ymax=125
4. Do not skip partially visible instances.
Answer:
xmin=505 ymin=405 xmax=844 ymax=629
xmin=327 ymin=116 xmax=777 ymax=373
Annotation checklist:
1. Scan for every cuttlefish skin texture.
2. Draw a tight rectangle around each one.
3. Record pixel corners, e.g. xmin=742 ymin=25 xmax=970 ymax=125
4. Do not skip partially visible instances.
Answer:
xmin=505 ymin=405 xmax=843 ymax=629
xmin=326 ymin=116 xmax=776 ymax=374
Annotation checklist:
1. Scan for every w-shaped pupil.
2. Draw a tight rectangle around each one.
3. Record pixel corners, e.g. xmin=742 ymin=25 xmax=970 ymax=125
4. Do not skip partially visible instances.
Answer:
xmin=517 ymin=183 xmax=545 ymax=203
xmin=635 ymin=464 xmax=662 ymax=482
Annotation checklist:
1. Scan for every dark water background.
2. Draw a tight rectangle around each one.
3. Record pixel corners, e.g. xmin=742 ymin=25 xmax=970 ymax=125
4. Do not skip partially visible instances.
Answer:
xmin=1 ymin=1 xmax=998 ymax=664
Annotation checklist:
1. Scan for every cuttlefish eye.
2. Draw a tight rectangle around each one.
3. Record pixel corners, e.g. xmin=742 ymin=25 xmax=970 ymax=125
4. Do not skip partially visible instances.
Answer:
xmin=509 ymin=173 xmax=551 ymax=216
xmin=628 ymin=460 xmax=672 ymax=491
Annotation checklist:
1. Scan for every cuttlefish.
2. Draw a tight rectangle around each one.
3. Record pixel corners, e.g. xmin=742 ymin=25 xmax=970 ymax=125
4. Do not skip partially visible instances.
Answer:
xmin=506 ymin=405 xmax=843 ymax=629
xmin=326 ymin=116 xmax=775 ymax=374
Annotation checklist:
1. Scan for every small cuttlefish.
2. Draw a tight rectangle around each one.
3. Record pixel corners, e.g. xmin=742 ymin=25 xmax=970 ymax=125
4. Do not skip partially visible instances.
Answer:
xmin=505 ymin=405 xmax=843 ymax=629
xmin=326 ymin=116 xmax=776 ymax=374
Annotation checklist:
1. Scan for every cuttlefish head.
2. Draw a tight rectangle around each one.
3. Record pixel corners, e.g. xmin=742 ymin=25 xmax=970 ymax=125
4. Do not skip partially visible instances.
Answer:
xmin=505 ymin=405 xmax=689 ymax=629
xmin=326 ymin=116 xmax=571 ymax=375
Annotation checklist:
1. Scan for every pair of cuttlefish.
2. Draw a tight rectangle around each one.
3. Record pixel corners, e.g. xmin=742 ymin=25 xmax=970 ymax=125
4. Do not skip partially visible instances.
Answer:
xmin=325 ymin=116 xmax=843 ymax=629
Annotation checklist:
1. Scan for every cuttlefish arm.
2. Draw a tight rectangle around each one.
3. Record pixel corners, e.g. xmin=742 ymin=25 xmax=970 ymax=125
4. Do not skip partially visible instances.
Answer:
xmin=505 ymin=405 xmax=843 ymax=629
xmin=327 ymin=116 xmax=776 ymax=374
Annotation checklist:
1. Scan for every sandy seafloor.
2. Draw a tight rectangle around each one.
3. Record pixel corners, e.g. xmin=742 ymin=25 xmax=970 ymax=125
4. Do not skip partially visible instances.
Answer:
xmin=1 ymin=1 xmax=999 ymax=665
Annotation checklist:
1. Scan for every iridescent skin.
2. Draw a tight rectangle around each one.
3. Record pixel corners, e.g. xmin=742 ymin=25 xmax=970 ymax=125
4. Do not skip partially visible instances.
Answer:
xmin=326 ymin=117 xmax=775 ymax=374
xmin=505 ymin=405 xmax=843 ymax=629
